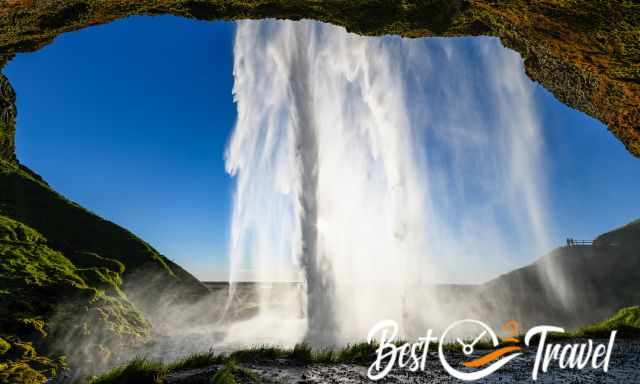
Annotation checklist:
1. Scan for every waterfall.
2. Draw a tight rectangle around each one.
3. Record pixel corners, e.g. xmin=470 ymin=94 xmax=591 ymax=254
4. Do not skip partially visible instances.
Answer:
xmin=225 ymin=20 xmax=551 ymax=346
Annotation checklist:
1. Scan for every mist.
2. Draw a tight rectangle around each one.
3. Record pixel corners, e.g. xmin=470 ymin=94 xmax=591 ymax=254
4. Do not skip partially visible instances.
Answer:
xmin=60 ymin=20 xmax=564 ymax=368
xmin=54 ymin=19 xmax=565 ymax=374
xmin=224 ymin=19 xmax=558 ymax=346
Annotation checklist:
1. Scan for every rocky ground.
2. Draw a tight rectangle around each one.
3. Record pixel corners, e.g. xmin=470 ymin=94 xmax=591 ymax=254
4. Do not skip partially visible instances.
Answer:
xmin=164 ymin=340 xmax=640 ymax=384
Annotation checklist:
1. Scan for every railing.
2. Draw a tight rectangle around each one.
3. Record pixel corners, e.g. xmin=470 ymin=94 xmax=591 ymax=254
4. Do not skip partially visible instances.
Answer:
xmin=566 ymin=238 xmax=593 ymax=247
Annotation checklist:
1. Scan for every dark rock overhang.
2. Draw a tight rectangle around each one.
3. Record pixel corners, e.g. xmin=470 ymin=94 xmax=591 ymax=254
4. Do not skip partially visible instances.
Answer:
xmin=0 ymin=0 xmax=638 ymax=158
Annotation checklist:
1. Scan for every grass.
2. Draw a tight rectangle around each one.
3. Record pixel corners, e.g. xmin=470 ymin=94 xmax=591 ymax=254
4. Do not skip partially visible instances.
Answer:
xmin=90 ymin=356 xmax=264 ymax=384
xmin=211 ymin=360 xmax=264 ymax=384
xmin=87 ymin=340 xmax=494 ymax=384
xmin=575 ymin=306 xmax=640 ymax=338
xmin=518 ymin=305 xmax=640 ymax=346
xmin=210 ymin=363 xmax=237 ymax=384
xmin=167 ymin=350 xmax=225 ymax=371
xmin=89 ymin=357 xmax=167 ymax=384
xmin=90 ymin=305 xmax=640 ymax=384
xmin=89 ymin=343 xmax=380 ymax=384
xmin=226 ymin=342 xmax=381 ymax=365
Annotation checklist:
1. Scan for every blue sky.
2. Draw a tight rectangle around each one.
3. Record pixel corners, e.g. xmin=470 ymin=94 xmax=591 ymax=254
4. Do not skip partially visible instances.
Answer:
xmin=4 ymin=15 xmax=639 ymax=281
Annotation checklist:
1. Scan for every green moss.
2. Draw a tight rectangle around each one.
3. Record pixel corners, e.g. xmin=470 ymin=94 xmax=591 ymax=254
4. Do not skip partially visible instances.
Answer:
xmin=74 ymin=252 xmax=126 ymax=274
xmin=77 ymin=267 xmax=125 ymax=298
xmin=210 ymin=361 xmax=265 ymax=384
xmin=0 ymin=214 xmax=44 ymax=243
xmin=0 ymin=143 xmax=209 ymax=382
xmin=0 ymin=361 xmax=48 ymax=384
xmin=0 ymin=159 xmax=209 ymax=318
xmin=210 ymin=362 xmax=238 ymax=384
xmin=0 ymin=339 xmax=61 ymax=384
xmin=0 ymin=214 xmax=151 ymax=380
xmin=0 ymin=2 xmax=638 ymax=158
xmin=0 ymin=338 xmax=10 ymax=355
xmin=0 ymin=217 xmax=83 ymax=289
xmin=0 ymin=75 xmax=16 ymax=162
xmin=576 ymin=306 xmax=640 ymax=338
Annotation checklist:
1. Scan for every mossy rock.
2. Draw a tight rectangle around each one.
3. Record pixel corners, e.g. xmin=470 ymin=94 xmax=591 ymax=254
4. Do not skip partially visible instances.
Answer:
xmin=0 ymin=338 xmax=61 ymax=384
xmin=0 ymin=214 xmax=151 ymax=380
xmin=0 ymin=338 xmax=10 ymax=355
xmin=73 ymin=251 xmax=126 ymax=275
xmin=0 ymin=150 xmax=208 ymax=381
xmin=0 ymin=1 xmax=638 ymax=157
xmin=0 ymin=159 xmax=209 ymax=318
xmin=577 ymin=306 xmax=640 ymax=338
xmin=0 ymin=215 xmax=43 ymax=243
xmin=0 ymin=361 xmax=48 ymax=384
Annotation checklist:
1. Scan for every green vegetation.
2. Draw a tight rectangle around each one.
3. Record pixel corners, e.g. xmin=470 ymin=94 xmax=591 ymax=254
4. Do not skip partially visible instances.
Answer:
xmin=225 ymin=342 xmax=379 ymax=365
xmin=0 ymin=159 xmax=197 ymax=289
xmin=209 ymin=363 xmax=237 ymax=384
xmin=530 ymin=305 xmax=640 ymax=344
xmin=0 ymin=212 xmax=151 ymax=383
xmin=89 ymin=357 xmax=167 ymax=384
xmin=88 ymin=340 xmax=474 ymax=384
xmin=575 ymin=306 xmax=640 ymax=338
xmin=0 ymin=75 xmax=16 ymax=162
xmin=0 ymin=158 xmax=210 ymax=380
xmin=210 ymin=361 xmax=264 ymax=384
xmin=88 ymin=343 xmax=379 ymax=384
xmin=0 ymin=2 xmax=638 ymax=376
xmin=90 ymin=306 xmax=640 ymax=384
xmin=90 ymin=357 xmax=263 ymax=384
xmin=167 ymin=350 xmax=225 ymax=371
xmin=0 ymin=155 xmax=637 ymax=383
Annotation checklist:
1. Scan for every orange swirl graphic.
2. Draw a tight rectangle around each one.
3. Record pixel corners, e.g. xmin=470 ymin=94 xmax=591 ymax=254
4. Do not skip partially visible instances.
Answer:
xmin=462 ymin=346 xmax=522 ymax=368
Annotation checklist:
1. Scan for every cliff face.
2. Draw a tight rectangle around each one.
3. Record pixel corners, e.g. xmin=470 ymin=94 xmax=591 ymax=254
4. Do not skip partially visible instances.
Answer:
xmin=0 ymin=213 xmax=150 ymax=381
xmin=0 ymin=75 xmax=15 ymax=162
xmin=434 ymin=218 xmax=640 ymax=332
xmin=0 ymin=159 xmax=210 ymax=309
xmin=0 ymin=158 xmax=211 ymax=379
xmin=0 ymin=0 xmax=638 ymax=157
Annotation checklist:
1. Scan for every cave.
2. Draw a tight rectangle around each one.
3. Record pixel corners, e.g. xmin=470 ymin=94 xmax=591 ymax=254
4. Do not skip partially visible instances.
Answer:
xmin=1 ymin=1 xmax=638 ymax=161
xmin=0 ymin=2 xmax=638 ymax=383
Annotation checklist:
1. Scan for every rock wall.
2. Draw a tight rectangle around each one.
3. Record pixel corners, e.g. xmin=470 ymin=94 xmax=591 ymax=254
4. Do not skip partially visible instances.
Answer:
xmin=0 ymin=0 xmax=638 ymax=157
xmin=0 ymin=74 xmax=15 ymax=162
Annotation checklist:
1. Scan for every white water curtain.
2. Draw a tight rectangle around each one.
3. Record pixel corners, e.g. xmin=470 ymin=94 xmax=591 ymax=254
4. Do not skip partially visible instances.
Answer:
xmin=225 ymin=20 xmax=550 ymax=346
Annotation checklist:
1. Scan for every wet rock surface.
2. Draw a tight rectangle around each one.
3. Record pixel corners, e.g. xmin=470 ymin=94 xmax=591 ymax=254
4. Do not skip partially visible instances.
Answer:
xmin=166 ymin=340 xmax=640 ymax=383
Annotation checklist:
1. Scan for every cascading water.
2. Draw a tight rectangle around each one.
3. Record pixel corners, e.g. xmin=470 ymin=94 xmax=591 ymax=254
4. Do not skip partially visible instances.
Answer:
xmin=224 ymin=20 xmax=554 ymax=346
